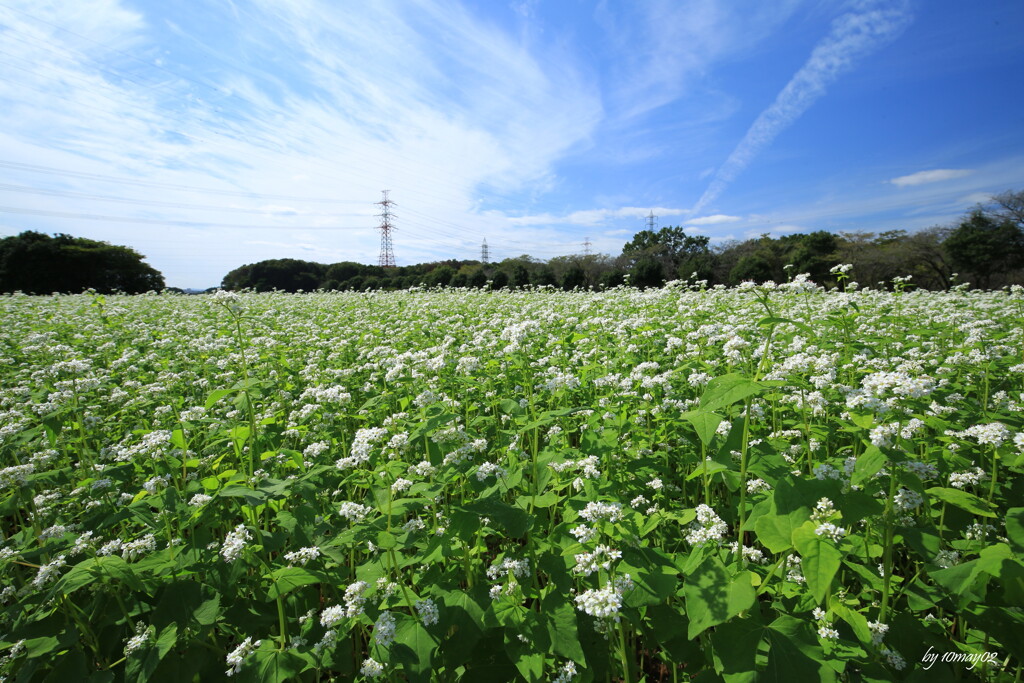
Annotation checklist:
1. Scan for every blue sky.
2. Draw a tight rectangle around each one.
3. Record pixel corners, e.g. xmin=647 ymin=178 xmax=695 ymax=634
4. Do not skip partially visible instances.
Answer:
xmin=1 ymin=0 xmax=1022 ymax=289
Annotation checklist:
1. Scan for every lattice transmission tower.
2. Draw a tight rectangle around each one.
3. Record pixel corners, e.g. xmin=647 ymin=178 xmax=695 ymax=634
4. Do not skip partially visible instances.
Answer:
xmin=481 ymin=239 xmax=489 ymax=264
xmin=376 ymin=190 xmax=396 ymax=268
xmin=646 ymin=210 xmax=657 ymax=232
xmin=582 ymin=237 xmax=593 ymax=256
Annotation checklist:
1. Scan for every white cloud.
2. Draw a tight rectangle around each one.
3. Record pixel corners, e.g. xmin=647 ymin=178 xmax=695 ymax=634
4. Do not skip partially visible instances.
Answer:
xmin=889 ymin=169 xmax=973 ymax=187
xmin=694 ymin=0 xmax=912 ymax=213
xmin=0 ymin=0 xmax=604 ymax=287
xmin=685 ymin=214 xmax=741 ymax=226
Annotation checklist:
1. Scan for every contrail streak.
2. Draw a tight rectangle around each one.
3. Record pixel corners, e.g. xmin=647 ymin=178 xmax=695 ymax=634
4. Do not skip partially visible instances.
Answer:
xmin=692 ymin=0 xmax=912 ymax=215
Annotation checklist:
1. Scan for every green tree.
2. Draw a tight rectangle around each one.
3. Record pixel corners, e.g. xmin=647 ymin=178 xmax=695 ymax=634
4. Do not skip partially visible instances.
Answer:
xmin=944 ymin=210 xmax=1024 ymax=288
xmin=631 ymin=256 xmax=664 ymax=289
xmin=0 ymin=231 xmax=165 ymax=294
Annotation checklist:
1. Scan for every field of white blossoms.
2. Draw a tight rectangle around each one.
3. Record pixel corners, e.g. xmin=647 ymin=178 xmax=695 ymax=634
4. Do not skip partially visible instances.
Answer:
xmin=1 ymin=279 xmax=1023 ymax=682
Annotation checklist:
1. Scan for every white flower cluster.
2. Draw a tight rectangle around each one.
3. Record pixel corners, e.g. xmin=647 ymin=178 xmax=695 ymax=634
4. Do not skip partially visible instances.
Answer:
xmin=0 ymin=463 xmax=34 ymax=490
xmin=339 ymin=501 xmax=373 ymax=522
xmin=892 ymin=488 xmax=923 ymax=513
xmin=32 ymin=555 xmax=66 ymax=589
xmin=815 ymin=523 xmax=846 ymax=543
xmin=569 ymin=525 xmax=597 ymax=543
xmin=415 ymin=598 xmax=439 ymax=626
xmin=868 ymin=620 xmax=889 ymax=646
xmin=284 ymin=546 xmax=320 ymax=567
xmin=746 ymin=478 xmax=771 ymax=494
xmin=934 ymin=549 xmax=959 ymax=568
xmin=124 ymin=622 xmax=152 ymax=656
xmin=685 ymin=504 xmax=728 ymax=546
xmin=336 ymin=427 xmax=388 ymax=469
xmin=374 ymin=610 xmax=396 ymax=647
xmin=881 ymin=647 xmax=906 ymax=670
xmin=574 ymin=575 xmax=634 ymax=622
xmin=949 ymin=467 xmax=987 ymax=489
xmin=476 ymin=461 xmax=507 ymax=481
xmin=551 ymin=660 xmax=579 ymax=683
xmin=959 ymin=422 xmax=1011 ymax=447
xmin=189 ymin=493 xmax=213 ymax=507
xmin=579 ymin=501 xmax=623 ymax=524
xmin=360 ymin=658 xmax=385 ymax=678
xmin=343 ymin=580 xmax=368 ymax=618
xmin=408 ymin=460 xmax=436 ymax=478
xmin=225 ymin=637 xmax=260 ymax=676
xmin=121 ymin=533 xmax=157 ymax=562
xmin=726 ymin=542 xmax=768 ymax=564
xmin=573 ymin=545 xmax=622 ymax=576
xmin=486 ymin=557 xmax=530 ymax=581
xmin=220 ymin=525 xmax=252 ymax=563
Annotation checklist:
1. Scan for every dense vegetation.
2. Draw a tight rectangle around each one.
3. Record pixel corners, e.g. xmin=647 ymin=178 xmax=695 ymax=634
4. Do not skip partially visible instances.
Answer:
xmin=1 ymin=283 xmax=1022 ymax=681
xmin=0 ymin=231 xmax=164 ymax=294
xmin=221 ymin=190 xmax=1024 ymax=293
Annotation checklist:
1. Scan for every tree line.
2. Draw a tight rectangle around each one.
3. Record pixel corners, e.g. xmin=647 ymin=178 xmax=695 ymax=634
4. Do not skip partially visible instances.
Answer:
xmin=221 ymin=190 xmax=1024 ymax=292
xmin=1 ymin=190 xmax=1021 ymax=294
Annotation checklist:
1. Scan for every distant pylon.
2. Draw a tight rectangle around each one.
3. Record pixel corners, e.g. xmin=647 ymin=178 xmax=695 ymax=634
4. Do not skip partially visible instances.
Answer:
xmin=646 ymin=210 xmax=657 ymax=232
xmin=583 ymin=237 xmax=592 ymax=256
xmin=481 ymin=239 xmax=489 ymax=264
xmin=376 ymin=190 xmax=396 ymax=268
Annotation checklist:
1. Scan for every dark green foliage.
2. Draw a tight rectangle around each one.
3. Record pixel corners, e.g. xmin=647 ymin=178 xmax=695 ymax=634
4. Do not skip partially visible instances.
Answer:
xmin=221 ymin=259 xmax=325 ymax=292
xmin=631 ymin=256 xmax=664 ymax=289
xmin=0 ymin=231 xmax=164 ymax=294
xmin=944 ymin=210 xmax=1024 ymax=288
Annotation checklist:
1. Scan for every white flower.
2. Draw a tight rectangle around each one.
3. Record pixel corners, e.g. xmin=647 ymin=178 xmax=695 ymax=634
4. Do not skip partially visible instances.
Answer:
xmin=686 ymin=504 xmax=728 ymax=546
xmin=339 ymin=501 xmax=373 ymax=522
xmin=573 ymin=545 xmax=622 ymax=576
xmin=284 ymin=546 xmax=320 ymax=567
xmin=225 ymin=637 xmax=260 ymax=676
xmin=320 ymin=605 xmax=345 ymax=629
xmin=220 ymin=525 xmax=252 ymax=563
xmin=815 ymin=523 xmax=846 ymax=543
xmin=360 ymin=657 xmax=385 ymax=678
xmin=817 ymin=626 xmax=839 ymax=640
xmin=374 ymin=611 xmax=396 ymax=647
xmin=868 ymin=620 xmax=889 ymax=646
xmin=579 ymin=501 xmax=623 ymax=524
xmin=574 ymin=583 xmax=623 ymax=621
xmin=343 ymin=580 xmax=369 ymax=617
xmin=569 ymin=525 xmax=597 ymax=543
xmin=415 ymin=598 xmax=439 ymax=626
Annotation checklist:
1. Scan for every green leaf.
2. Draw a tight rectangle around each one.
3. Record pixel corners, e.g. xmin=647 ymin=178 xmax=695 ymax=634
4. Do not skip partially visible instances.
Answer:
xmin=1005 ymin=508 xmax=1024 ymax=555
xmin=462 ymin=496 xmax=530 ymax=537
xmin=700 ymin=373 xmax=764 ymax=412
xmin=792 ymin=523 xmax=843 ymax=605
xmin=851 ymin=446 xmax=886 ymax=486
xmin=754 ymin=514 xmax=797 ymax=553
xmin=684 ymin=555 xmax=756 ymax=639
xmin=764 ymin=615 xmax=835 ymax=682
xmin=926 ymin=486 xmax=996 ymax=518
xmin=542 ymin=598 xmax=585 ymax=663
xmin=681 ymin=410 xmax=724 ymax=447
xmin=829 ymin=603 xmax=871 ymax=647
xmin=248 ymin=646 xmax=304 ymax=683
xmin=393 ymin=618 xmax=436 ymax=683
xmin=265 ymin=567 xmax=325 ymax=600
xmin=711 ymin=612 xmax=765 ymax=683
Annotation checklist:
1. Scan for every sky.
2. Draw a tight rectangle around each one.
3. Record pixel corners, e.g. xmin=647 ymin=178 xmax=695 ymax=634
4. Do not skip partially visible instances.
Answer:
xmin=1 ymin=0 xmax=1022 ymax=289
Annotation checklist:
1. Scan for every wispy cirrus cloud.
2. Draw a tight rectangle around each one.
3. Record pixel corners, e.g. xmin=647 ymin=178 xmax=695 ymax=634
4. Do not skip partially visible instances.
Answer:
xmin=889 ymin=168 xmax=974 ymax=187
xmin=0 ymin=0 xmax=605 ymax=286
xmin=693 ymin=0 xmax=913 ymax=213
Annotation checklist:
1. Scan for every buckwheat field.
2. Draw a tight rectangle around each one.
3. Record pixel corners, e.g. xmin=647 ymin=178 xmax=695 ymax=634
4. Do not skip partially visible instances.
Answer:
xmin=2 ymin=280 xmax=1023 ymax=681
